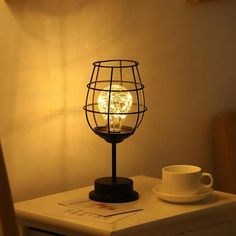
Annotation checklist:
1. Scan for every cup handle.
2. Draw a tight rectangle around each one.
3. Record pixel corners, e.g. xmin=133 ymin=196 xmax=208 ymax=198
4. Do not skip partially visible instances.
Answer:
xmin=201 ymin=172 xmax=214 ymax=188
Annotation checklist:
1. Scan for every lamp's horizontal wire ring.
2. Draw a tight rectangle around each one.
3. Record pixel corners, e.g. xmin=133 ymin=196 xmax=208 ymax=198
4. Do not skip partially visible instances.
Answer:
xmin=87 ymin=82 xmax=144 ymax=92
xmin=84 ymin=105 xmax=147 ymax=115
xmin=93 ymin=59 xmax=139 ymax=68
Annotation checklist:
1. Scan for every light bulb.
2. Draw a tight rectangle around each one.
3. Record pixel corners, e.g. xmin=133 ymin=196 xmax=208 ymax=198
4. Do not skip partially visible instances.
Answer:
xmin=98 ymin=84 xmax=133 ymax=132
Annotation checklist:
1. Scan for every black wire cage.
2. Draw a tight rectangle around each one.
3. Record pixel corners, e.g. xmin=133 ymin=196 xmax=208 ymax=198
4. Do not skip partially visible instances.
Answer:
xmin=84 ymin=59 xmax=147 ymax=203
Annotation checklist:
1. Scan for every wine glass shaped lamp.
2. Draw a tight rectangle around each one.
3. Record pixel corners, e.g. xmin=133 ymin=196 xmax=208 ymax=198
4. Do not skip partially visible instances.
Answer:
xmin=84 ymin=59 xmax=147 ymax=203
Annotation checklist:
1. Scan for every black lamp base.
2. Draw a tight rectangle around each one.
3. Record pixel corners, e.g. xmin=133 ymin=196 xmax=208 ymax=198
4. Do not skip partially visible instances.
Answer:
xmin=89 ymin=177 xmax=139 ymax=203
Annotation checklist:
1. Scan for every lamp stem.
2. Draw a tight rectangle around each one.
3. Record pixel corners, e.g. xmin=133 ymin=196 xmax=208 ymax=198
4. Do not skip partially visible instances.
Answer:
xmin=112 ymin=143 xmax=117 ymax=183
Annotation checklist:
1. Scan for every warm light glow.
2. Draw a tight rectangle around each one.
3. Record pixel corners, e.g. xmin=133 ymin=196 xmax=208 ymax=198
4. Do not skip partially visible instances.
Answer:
xmin=98 ymin=85 xmax=133 ymax=132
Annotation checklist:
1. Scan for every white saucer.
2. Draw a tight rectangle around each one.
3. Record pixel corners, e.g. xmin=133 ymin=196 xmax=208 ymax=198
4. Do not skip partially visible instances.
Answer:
xmin=152 ymin=184 xmax=213 ymax=204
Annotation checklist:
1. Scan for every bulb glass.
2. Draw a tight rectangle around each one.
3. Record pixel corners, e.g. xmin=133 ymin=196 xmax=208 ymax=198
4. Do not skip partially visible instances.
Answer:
xmin=98 ymin=85 xmax=133 ymax=132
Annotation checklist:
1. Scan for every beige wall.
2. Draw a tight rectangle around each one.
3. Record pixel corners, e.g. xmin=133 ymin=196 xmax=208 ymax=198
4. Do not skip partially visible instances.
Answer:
xmin=0 ymin=0 xmax=236 ymax=204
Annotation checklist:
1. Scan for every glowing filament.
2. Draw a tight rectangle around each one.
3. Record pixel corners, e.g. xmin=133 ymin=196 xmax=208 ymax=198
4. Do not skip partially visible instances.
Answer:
xmin=98 ymin=85 xmax=133 ymax=132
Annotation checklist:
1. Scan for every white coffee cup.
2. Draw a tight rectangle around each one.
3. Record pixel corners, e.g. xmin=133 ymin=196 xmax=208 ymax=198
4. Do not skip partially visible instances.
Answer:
xmin=161 ymin=165 xmax=214 ymax=195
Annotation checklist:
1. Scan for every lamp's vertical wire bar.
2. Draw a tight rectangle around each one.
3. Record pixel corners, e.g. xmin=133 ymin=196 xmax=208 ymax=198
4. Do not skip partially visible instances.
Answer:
xmin=132 ymin=66 xmax=140 ymax=129
xmin=112 ymin=142 xmax=117 ymax=183
xmin=85 ymin=65 xmax=96 ymax=131
xmin=92 ymin=63 xmax=100 ymax=127
xmin=136 ymin=66 xmax=146 ymax=127
xmin=120 ymin=60 xmax=123 ymax=86
xmin=107 ymin=67 xmax=114 ymax=133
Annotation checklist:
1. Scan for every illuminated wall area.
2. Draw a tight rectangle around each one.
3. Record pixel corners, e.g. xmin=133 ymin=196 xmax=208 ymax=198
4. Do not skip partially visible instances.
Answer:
xmin=0 ymin=0 xmax=236 ymax=205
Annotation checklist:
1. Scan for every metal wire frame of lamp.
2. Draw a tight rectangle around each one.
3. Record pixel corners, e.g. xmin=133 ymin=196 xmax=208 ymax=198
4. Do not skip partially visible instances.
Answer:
xmin=83 ymin=59 xmax=147 ymax=203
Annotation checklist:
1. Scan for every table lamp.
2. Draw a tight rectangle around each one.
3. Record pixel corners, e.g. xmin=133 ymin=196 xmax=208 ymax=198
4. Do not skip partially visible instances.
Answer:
xmin=84 ymin=59 xmax=147 ymax=203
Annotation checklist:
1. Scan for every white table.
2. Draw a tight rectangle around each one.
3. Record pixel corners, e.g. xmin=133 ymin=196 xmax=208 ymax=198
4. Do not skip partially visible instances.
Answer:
xmin=15 ymin=176 xmax=236 ymax=236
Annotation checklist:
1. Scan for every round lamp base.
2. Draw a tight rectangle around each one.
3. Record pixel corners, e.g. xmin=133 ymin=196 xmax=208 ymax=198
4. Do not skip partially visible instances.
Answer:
xmin=89 ymin=177 xmax=139 ymax=203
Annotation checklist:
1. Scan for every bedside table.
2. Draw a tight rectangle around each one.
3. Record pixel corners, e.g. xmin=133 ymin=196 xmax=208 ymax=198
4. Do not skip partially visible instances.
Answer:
xmin=15 ymin=176 xmax=236 ymax=236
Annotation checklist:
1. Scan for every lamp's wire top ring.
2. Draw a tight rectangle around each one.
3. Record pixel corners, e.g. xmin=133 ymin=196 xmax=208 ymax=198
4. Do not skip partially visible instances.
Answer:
xmin=93 ymin=59 xmax=139 ymax=68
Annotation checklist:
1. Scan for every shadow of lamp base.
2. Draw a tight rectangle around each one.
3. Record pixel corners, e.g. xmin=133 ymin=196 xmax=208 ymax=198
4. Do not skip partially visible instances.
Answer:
xmin=89 ymin=177 xmax=139 ymax=203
